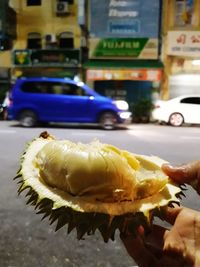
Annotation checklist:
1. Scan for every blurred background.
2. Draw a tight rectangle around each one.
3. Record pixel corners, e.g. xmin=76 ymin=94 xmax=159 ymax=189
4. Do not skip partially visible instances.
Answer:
xmin=1 ymin=0 xmax=200 ymax=123
xmin=1 ymin=1 xmax=200 ymax=267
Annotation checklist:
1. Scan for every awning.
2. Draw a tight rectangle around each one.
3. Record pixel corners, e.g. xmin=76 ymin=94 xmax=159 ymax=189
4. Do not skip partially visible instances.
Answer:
xmin=83 ymin=59 xmax=164 ymax=69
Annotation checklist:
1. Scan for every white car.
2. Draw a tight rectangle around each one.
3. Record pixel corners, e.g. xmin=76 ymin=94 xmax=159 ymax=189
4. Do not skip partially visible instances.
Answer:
xmin=151 ymin=95 xmax=200 ymax=126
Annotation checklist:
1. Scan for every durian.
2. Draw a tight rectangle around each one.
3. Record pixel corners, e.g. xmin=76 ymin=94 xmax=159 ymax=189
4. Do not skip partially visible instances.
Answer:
xmin=15 ymin=131 xmax=182 ymax=242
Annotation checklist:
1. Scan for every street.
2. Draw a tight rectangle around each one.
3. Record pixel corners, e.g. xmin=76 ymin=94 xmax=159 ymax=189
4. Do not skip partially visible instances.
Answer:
xmin=0 ymin=121 xmax=200 ymax=267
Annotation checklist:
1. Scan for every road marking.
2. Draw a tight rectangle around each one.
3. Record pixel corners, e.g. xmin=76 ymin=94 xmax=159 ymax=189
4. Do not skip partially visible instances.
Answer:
xmin=0 ymin=129 xmax=16 ymax=134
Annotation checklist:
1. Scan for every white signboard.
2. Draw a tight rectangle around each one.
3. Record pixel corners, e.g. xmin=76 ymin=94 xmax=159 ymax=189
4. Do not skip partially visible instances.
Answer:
xmin=167 ymin=31 xmax=200 ymax=58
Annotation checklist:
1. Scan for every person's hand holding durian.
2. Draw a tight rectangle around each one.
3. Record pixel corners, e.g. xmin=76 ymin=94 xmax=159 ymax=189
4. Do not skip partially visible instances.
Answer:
xmin=120 ymin=161 xmax=200 ymax=267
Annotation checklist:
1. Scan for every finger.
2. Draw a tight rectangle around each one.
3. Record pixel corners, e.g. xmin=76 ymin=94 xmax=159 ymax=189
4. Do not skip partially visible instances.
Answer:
xmin=162 ymin=163 xmax=197 ymax=184
xmin=145 ymin=224 xmax=168 ymax=250
xmin=120 ymin=233 xmax=159 ymax=266
xmin=159 ymin=206 xmax=183 ymax=225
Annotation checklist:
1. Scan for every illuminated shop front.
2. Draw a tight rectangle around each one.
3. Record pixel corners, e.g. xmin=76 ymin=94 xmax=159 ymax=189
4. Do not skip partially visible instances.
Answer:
xmin=84 ymin=60 xmax=163 ymax=107
xmin=86 ymin=0 xmax=163 ymax=113
xmin=166 ymin=30 xmax=200 ymax=98
xmin=12 ymin=49 xmax=81 ymax=79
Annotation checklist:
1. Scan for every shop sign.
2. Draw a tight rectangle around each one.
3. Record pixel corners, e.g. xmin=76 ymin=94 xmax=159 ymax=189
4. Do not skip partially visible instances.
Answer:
xmin=87 ymin=69 xmax=162 ymax=82
xmin=13 ymin=49 xmax=80 ymax=67
xmin=13 ymin=50 xmax=31 ymax=66
xmin=89 ymin=0 xmax=160 ymax=39
xmin=89 ymin=38 xmax=158 ymax=59
xmin=167 ymin=31 xmax=200 ymax=58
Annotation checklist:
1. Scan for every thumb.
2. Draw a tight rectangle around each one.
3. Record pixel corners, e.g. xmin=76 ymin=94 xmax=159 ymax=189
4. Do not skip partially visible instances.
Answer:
xmin=162 ymin=162 xmax=199 ymax=184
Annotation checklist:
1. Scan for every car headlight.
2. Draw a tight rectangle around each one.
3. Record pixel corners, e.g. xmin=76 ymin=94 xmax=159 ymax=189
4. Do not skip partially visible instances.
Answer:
xmin=113 ymin=100 xmax=129 ymax=111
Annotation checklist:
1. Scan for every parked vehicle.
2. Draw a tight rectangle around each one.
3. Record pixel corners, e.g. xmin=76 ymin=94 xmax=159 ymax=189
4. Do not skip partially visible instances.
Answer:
xmin=0 ymin=92 xmax=9 ymax=120
xmin=0 ymin=103 xmax=4 ymax=120
xmin=7 ymin=77 xmax=131 ymax=130
xmin=151 ymin=95 xmax=200 ymax=126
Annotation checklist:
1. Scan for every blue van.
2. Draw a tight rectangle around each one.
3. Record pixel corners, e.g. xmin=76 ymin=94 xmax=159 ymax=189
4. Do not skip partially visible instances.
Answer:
xmin=7 ymin=77 xmax=131 ymax=129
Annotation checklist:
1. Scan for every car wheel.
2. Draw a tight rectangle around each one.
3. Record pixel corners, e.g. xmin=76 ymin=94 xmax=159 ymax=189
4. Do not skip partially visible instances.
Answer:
xmin=99 ymin=112 xmax=117 ymax=130
xmin=19 ymin=110 xmax=37 ymax=127
xmin=169 ymin=112 xmax=184 ymax=126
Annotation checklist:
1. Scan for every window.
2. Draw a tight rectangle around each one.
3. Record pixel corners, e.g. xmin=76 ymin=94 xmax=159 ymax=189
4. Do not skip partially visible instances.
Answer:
xmin=58 ymin=0 xmax=74 ymax=4
xmin=180 ymin=97 xmax=200 ymax=104
xmin=61 ymin=83 xmax=86 ymax=96
xmin=21 ymin=82 xmax=50 ymax=93
xmin=27 ymin=32 xmax=42 ymax=49
xmin=27 ymin=0 xmax=41 ymax=6
xmin=175 ymin=0 xmax=194 ymax=26
xmin=59 ymin=32 xmax=74 ymax=49
xmin=21 ymin=81 xmax=86 ymax=96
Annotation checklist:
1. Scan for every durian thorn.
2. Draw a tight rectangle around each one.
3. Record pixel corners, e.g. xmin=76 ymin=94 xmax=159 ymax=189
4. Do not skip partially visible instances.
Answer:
xmin=35 ymin=199 xmax=52 ymax=210
xmin=40 ymin=211 xmax=52 ymax=221
xmin=180 ymin=184 xmax=187 ymax=190
xmin=17 ymin=183 xmax=29 ymax=195
xmin=36 ymin=208 xmax=49 ymax=215
xmin=98 ymin=226 xmax=110 ymax=243
xmin=26 ymin=193 xmax=38 ymax=205
xmin=110 ymin=232 xmax=115 ymax=241
xmin=177 ymin=191 xmax=186 ymax=199
xmin=168 ymin=202 xmax=175 ymax=208
xmin=49 ymin=208 xmax=64 ymax=225
xmin=76 ymin=224 xmax=88 ymax=240
xmin=25 ymin=188 xmax=34 ymax=197
xmin=67 ymin=219 xmax=76 ymax=234
xmin=14 ymin=172 xmax=22 ymax=180
xmin=170 ymin=200 xmax=180 ymax=207
xmin=180 ymin=191 xmax=186 ymax=197
xmin=49 ymin=215 xmax=58 ymax=225
xmin=55 ymin=214 xmax=70 ymax=232
xmin=34 ymin=197 xmax=43 ymax=208
xmin=16 ymin=180 xmax=23 ymax=185
xmin=36 ymin=202 xmax=53 ymax=215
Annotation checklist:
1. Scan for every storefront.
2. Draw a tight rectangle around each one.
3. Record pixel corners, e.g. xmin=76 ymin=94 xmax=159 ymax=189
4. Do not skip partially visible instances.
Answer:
xmin=166 ymin=30 xmax=200 ymax=98
xmin=85 ymin=0 xmax=163 ymax=119
xmin=84 ymin=60 xmax=163 ymax=106
xmin=11 ymin=49 xmax=81 ymax=80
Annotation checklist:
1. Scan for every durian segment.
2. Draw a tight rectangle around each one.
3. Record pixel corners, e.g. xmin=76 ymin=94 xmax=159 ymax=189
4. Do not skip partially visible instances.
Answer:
xmin=19 ymin=133 xmax=181 ymax=216
xmin=34 ymin=140 xmax=139 ymax=202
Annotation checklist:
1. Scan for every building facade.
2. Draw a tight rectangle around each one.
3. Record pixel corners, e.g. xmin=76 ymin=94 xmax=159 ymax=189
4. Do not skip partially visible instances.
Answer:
xmin=9 ymin=0 xmax=83 ymax=80
xmin=0 ymin=0 xmax=164 ymax=116
xmin=84 ymin=0 xmax=163 ymax=116
xmin=0 ymin=0 xmax=16 ymax=101
xmin=162 ymin=0 xmax=200 ymax=99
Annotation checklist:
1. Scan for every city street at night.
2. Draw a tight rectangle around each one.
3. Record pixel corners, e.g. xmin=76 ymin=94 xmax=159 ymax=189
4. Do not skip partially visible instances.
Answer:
xmin=1 ymin=0 xmax=200 ymax=266
xmin=0 ymin=121 xmax=200 ymax=267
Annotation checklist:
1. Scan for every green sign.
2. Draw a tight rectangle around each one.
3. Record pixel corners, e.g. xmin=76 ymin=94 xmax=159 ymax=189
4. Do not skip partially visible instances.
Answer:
xmin=13 ymin=49 xmax=80 ymax=67
xmin=31 ymin=50 xmax=80 ymax=66
xmin=89 ymin=38 xmax=158 ymax=59
xmin=13 ymin=50 xmax=31 ymax=66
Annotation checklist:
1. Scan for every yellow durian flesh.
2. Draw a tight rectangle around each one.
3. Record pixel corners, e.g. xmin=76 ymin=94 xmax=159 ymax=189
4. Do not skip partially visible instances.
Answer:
xmin=34 ymin=138 xmax=168 ymax=203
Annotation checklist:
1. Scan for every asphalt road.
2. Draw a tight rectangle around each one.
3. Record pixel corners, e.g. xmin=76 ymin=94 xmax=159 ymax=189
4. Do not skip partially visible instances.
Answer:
xmin=1 ymin=121 xmax=200 ymax=267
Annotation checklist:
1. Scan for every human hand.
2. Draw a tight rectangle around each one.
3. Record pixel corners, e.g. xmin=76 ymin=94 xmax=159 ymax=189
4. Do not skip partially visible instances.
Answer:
xmin=162 ymin=161 xmax=200 ymax=194
xmin=120 ymin=206 xmax=200 ymax=267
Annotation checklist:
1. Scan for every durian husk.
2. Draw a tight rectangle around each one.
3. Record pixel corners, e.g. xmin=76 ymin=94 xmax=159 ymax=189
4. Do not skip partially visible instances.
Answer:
xmin=15 ymin=131 xmax=183 ymax=242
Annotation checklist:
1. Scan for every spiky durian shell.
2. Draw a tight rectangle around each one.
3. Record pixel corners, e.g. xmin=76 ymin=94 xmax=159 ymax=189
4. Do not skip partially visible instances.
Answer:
xmin=15 ymin=131 xmax=183 ymax=242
